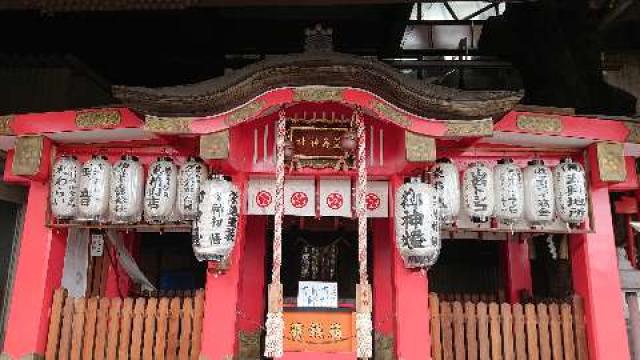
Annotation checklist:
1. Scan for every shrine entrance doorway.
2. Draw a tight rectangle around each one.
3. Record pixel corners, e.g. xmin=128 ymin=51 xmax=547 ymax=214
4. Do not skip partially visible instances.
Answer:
xmin=267 ymin=216 xmax=367 ymax=354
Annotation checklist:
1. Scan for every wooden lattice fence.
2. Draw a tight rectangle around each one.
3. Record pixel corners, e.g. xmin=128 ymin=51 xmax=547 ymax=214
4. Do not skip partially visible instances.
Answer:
xmin=430 ymin=293 xmax=589 ymax=360
xmin=45 ymin=288 xmax=205 ymax=360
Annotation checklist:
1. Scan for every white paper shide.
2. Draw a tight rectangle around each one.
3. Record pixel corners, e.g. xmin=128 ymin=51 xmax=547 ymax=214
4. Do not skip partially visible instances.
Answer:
xmin=493 ymin=158 xmax=524 ymax=225
xmin=524 ymin=160 xmax=555 ymax=224
xmin=194 ymin=176 xmax=240 ymax=261
xmin=462 ymin=162 xmax=494 ymax=223
xmin=51 ymin=155 xmax=81 ymax=220
xmin=77 ymin=155 xmax=111 ymax=222
xmin=554 ymin=158 xmax=588 ymax=226
xmin=109 ymin=155 xmax=144 ymax=224
xmin=144 ymin=157 xmax=177 ymax=223
xmin=177 ymin=157 xmax=208 ymax=221
xmin=394 ymin=178 xmax=440 ymax=268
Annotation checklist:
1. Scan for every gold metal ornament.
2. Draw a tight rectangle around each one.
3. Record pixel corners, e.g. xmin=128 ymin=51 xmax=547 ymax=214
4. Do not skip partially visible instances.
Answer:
xmin=200 ymin=131 xmax=230 ymax=160
xmin=144 ymin=116 xmax=193 ymax=134
xmin=405 ymin=131 xmax=436 ymax=162
xmin=12 ymin=136 xmax=44 ymax=176
xmin=596 ymin=142 xmax=626 ymax=182
xmin=225 ymin=99 xmax=266 ymax=126
xmin=293 ymin=86 xmax=345 ymax=103
xmin=444 ymin=119 xmax=493 ymax=137
xmin=516 ymin=114 xmax=563 ymax=134
xmin=75 ymin=110 xmax=121 ymax=129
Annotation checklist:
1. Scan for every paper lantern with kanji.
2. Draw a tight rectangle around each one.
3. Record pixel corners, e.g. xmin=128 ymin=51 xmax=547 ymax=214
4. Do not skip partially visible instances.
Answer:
xmin=432 ymin=158 xmax=460 ymax=224
xmin=462 ymin=162 xmax=494 ymax=224
xmin=50 ymin=155 xmax=81 ymax=220
xmin=194 ymin=175 xmax=240 ymax=261
xmin=177 ymin=157 xmax=208 ymax=221
xmin=144 ymin=157 xmax=178 ymax=224
xmin=394 ymin=178 xmax=440 ymax=268
xmin=523 ymin=159 xmax=555 ymax=225
xmin=109 ymin=155 xmax=144 ymax=224
xmin=553 ymin=158 xmax=588 ymax=226
xmin=77 ymin=155 xmax=111 ymax=222
xmin=493 ymin=158 xmax=524 ymax=225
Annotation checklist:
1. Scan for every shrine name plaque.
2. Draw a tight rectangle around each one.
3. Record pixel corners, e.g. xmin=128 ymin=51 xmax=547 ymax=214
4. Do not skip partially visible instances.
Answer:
xmin=291 ymin=126 xmax=347 ymax=158
xmin=283 ymin=310 xmax=355 ymax=353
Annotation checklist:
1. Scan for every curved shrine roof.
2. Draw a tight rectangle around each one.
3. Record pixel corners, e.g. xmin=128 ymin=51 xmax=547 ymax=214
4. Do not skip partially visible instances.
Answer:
xmin=113 ymin=51 xmax=522 ymax=121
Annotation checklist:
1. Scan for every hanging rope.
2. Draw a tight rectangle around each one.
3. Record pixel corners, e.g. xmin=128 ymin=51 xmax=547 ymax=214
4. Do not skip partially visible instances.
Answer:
xmin=264 ymin=109 xmax=287 ymax=358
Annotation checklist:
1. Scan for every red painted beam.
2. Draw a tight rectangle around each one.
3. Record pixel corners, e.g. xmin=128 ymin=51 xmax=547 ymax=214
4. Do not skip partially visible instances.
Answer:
xmin=11 ymin=108 xmax=144 ymax=135
xmin=502 ymin=237 xmax=533 ymax=303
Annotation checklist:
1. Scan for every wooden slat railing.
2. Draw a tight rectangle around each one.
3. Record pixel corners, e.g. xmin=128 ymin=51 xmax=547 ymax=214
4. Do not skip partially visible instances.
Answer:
xmin=430 ymin=293 xmax=589 ymax=360
xmin=45 ymin=288 xmax=205 ymax=360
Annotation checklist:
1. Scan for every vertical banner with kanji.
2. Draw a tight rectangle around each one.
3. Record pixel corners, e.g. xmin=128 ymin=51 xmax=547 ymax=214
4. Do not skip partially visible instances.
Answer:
xmin=319 ymin=178 xmax=352 ymax=217
xmin=365 ymin=181 xmax=389 ymax=218
xmin=284 ymin=178 xmax=316 ymax=217
xmin=248 ymin=178 xmax=276 ymax=215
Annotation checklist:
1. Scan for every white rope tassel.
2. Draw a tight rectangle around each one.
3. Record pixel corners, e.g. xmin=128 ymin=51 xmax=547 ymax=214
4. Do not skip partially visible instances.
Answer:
xmin=356 ymin=312 xmax=373 ymax=358
xmin=264 ymin=312 xmax=284 ymax=358
xmin=264 ymin=110 xmax=286 ymax=358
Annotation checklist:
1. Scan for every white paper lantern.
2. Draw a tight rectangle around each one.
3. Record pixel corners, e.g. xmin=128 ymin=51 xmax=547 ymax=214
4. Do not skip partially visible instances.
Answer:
xmin=462 ymin=162 xmax=495 ymax=223
xmin=554 ymin=158 xmax=588 ymax=226
xmin=432 ymin=158 xmax=460 ymax=224
xmin=394 ymin=178 xmax=440 ymax=268
xmin=194 ymin=175 xmax=240 ymax=261
xmin=144 ymin=157 xmax=178 ymax=224
xmin=523 ymin=159 xmax=555 ymax=224
xmin=109 ymin=155 xmax=144 ymax=224
xmin=50 ymin=155 xmax=81 ymax=220
xmin=77 ymin=155 xmax=111 ymax=222
xmin=177 ymin=157 xmax=208 ymax=221
xmin=493 ymin=158 xmax=524 ymax=225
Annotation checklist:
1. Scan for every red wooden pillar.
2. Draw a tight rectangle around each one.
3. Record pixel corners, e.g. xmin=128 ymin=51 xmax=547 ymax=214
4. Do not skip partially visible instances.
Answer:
xmin=200 ymin=173 xmax=249 ymax=359
xmin=372 ymin=218 xmax=395 ymax=349
xmin=1 ymin=181 xmax=67 ymax=358
xmin=570 ymin=184 xmax=630 ymax=360
xmin=389 ymin=175 xmax=431 ymax=360
xmin=236 ymin=215 xmax=267 ymax=355
xmin=502 ymin=237 xmax=533 ymax=303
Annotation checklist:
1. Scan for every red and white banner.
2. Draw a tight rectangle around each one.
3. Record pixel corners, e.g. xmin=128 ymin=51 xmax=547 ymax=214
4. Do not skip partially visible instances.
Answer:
xmin=248 ymin=178 xmax=276 ymax=215
xmin=319 ymin=178 xmax=352 ymax=218
xmin=284 ymin=179 xmax=316 ymax=217
xmin=365 ymin=181 xmax=388 ymax=218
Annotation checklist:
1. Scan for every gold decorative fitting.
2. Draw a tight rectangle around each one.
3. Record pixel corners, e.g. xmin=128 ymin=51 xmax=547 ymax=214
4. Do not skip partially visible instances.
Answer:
xmin=144 ymin=116 xmax=193 ymax=134
xmin=225 ymin=99 xmax=266 ymax=126
xmin=200 ymin=131 xmax=229 ymax=160
xmin=405 ymin=131 xmax=436 ymax=162
xmin=75 ymin=110 xmax=121 ymax=129
xmin=293 ymin=86 xmax=344 ymax=103
xmin=625 ymin=122 xmax=640 ymax=144
xmin=12 ymin=136 xmax=44 ymax=176
xmin=516 ymin=114 xmax=563 ymax=133
xmin=370 ymin=101 xmax=411 ymax=128
xmin=444 ymin=119 xmax=493 ymax=137
xmin=0 ymin=115 xmax=14 ymax=135
xmin=596 ymin=142 xmax=626 ymax=182
xmin=239 ymin=331 xmax=262 ymax=360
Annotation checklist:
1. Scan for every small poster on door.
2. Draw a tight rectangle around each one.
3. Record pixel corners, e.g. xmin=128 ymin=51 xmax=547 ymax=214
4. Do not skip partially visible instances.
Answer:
xmin=297 ymin=281 xmax=338 ymax=308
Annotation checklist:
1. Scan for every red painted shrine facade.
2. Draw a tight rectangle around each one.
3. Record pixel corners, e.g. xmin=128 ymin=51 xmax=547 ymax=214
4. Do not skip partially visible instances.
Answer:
xmin=0 ymin=50 xmax=637 ymax=359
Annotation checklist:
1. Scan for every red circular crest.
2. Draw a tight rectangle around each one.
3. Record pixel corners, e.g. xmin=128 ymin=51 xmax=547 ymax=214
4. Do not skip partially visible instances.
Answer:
xmin=255 ymin=190 xmax=273 ymax=208
xmin=365 ymin=192 xmax=381 ymax=210
xmin=326 ymin=192 xmax=344 ymax=210
xmin=290 ymin=191 xmax=309 ymax=208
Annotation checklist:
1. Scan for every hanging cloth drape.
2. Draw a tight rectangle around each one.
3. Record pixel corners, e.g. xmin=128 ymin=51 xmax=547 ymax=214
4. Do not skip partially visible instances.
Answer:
xmin=264 ymin=110 xmax=286 ymax=358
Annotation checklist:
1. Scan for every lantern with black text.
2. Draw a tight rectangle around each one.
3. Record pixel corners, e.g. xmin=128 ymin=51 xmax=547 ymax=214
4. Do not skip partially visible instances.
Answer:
xmin=432 ymin=158 xmax=460 ymax=225
xmin=109 ymin=155 xmax=144 ymax=224
xmin=177 ymin=157 xmax=208 ymax=221
xmin=144 ymin=157 xmax=178 ymax=224
xmin=194 ymin=175 xmax=240 ymax=261
xmin=494 ymin=158 xmax=524 ymax=225
xmin=394 ymin=178 xmax=440 ymax=268
xmin=554 ymin=158 xmax=588 ymax=226
xmin=50 ymin=155 xmax=81 ymax=220
xmin=523 ymin=160 xmax=555 ymax=225
xmin=77 ymin=155 xmax=111 ymax=222
xmin=462 ymin=162 xmax=494 ymax=223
